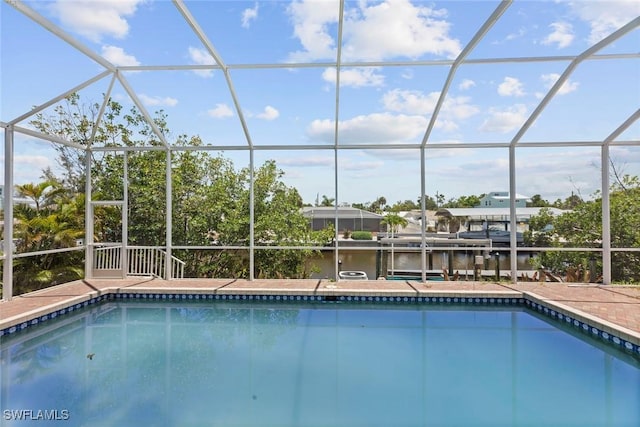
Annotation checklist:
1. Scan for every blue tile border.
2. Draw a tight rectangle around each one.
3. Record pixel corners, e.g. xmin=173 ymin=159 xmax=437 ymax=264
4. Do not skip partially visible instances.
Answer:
xmin=108 ymin=292 xmax=526 ymax=305
xmin=0 ymin=294 xmax=110 ymax=337
xmin=524 ymin=299 xmax=640 ymax=356
xmin=2 ymin=291 xmax=639 ymax=357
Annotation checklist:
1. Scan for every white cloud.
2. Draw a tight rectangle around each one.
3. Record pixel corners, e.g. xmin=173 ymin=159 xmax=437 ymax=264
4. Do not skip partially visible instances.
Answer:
xmin=256 ymin=106 xmax=280 ymax=120
xmin=382 ymin=89 xmax=479 ymax=130
xmin=340 ymin=159 xmax=385 ymax=172
xmin=0 ymin=153 xmax=53 ymax=183
xmin=139 ymin=94 xmax=178 ymax=107
xmin=50 ymin=0 xmax=143 ymax=42
xmin=277 ymin=156 xmax=334 ymax=167
xmin=286 ymin=0 xmax=339 ymax=61
xmin=505 ymin=27 xmax=526 ymax=41
xmin=542 ymin=22 xmax=574 ymax=49
xmin=242 ymin=3 xmax=259 ymax=28
xmin=101 ymin=45 xmax=140 ymax=67
xmin=383 ymin=89 xmax=439 ymax=115
xmin=307 ymin=113 xmax=427 ymax=144
xmin=401 ymin=69 xmax=414 ymax=80
xmin=188 ymin=47 xmax=216 ymax=77
xmin=443 ymin=96 xmax=480 ymax=120
xmin=540 ymin=73 xmax=579 ymax=95
xmin=458 ymin=79 xmax=476 ymax=91
xmin=342 ymin=0 xmax=461 ymax=61
xmin=322 ymin=67 xmax=385 ymax=87
xmin=207 ymin=104 xmax=234 ymax=119
xmin=491 ymin=26 xmax=528 ymax=45
xmin=498 ymin=77 xmax=525 ymax=97
xmin=435 ymin=119 xmax=459 ymax=133
xmin=568 ymin=1 xmax=640 ymax=44
xmin=287 ymin=0 xmax=461 ymax=62
xmin=515 ymin=148 xmax=606 ymax=200
xmin=15 ymin=154 xmax=51 ymax=171
xmin=480 ymin=104 xmax=528 ymax=134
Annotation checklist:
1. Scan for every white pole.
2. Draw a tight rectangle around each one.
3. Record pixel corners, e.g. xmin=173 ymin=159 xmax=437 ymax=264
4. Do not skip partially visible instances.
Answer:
xmin=420 ymin=147 xmax=427 ymax=283
xmin=601 ymin=146 xmax=611 ymax=285
xmin=249 ymin=149 xmax=255 ymax=281
xmin=122 ymin=152 xmax=129 ymax=278
xmin=166 ymin=149 xmax=173 ymax=280
xmin=3 ymin=126 xmax=14 ymax=300
xmin=84 ymin=149 xmax=93 ymax=279
xmin=509 ymin=145 xmax=517 ymax=283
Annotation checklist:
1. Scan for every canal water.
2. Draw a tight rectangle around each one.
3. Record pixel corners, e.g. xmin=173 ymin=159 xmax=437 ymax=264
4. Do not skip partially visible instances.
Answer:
xmin=309 ymin=249 xmax=535 ymax=280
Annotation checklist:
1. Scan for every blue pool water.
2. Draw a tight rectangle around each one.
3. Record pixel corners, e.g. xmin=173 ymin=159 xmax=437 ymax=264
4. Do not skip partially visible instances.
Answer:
xmin=2 ymin=300 xmax=639 ymax=427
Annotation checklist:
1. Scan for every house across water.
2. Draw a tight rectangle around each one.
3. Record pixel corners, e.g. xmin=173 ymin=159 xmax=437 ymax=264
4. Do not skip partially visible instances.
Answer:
xmin=302 ymin=207 xmax=384 ymax=232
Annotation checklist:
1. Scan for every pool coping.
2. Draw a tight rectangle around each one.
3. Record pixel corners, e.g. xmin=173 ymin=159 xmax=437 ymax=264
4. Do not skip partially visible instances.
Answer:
xmin=1 ymin=281 xmax=639 ymax=357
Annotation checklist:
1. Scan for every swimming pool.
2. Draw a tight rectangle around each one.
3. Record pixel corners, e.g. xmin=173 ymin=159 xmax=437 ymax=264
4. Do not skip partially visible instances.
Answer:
xmin=2 ymin=299 xmax=639 ymax=427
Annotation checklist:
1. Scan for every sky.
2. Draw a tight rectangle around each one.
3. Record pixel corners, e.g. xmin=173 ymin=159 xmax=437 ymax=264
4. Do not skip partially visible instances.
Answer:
xmin=1 ymin=0 xmax=639 ymax=206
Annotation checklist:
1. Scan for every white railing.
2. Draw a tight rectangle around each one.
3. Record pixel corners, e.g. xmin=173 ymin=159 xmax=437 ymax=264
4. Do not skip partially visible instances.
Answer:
xmin=93 ymin=245 xmax=185 ymax=279
xmin=93 ymin=245 xmax=122 ymax=271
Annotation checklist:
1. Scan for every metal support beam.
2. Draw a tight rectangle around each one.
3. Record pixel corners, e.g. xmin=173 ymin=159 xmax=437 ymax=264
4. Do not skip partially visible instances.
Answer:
xmin=601 ymin=146 xmax=611 ymax=285
xmin=123 ymin=152 xmax=129 ymax=278
xmin=510 ymin=16 xmax=640 ymax=147
xmin=165 ymin=150 xmax=173 ymax=280
xmin=116 ymin=72 xmax=169 ymax=147
xmin=249 ymin=149 xmax=255 ymax=281
xmin=84 ymin=149 xmax=93 ymax=279
xmin=599 ymin=109 xmax=639 ymax=285
xmin=8 ymin=70 xmax=112 ymax=126
xmin=89 ymin=73 xmax=118 ymax=147
xmin=420 ymin=147 xmax=427 ymax=283
xmin=509 ymin=145 xmax=518 ymax=284
xmin=173 ymin=0 xmax=254 ymax=149
xmin=333 ymin=148 xmax=340 ymax=281
xmin=421 ymin=0 xmax=511 ymax=146
xmin=11 ymin=125 xmax=86 ymax=150
xmin=7 ymin=0 xmax=115 ymax=71
xmin=3 ymin=126 xmax=14 ymax=300
xmin=332 ymin=0 xmax=345 ymax=281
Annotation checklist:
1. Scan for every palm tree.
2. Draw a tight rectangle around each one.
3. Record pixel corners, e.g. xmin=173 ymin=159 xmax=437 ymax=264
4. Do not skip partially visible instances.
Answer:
xmin=381 ymin=213 xmax=408 ymax=238
xmin=320 ymin=195 xmax=335 ymax=207
xmin=12 ymin=182 xmax=85 ymax=294
xmin=16 ymin=181 xmax=64 ymax=212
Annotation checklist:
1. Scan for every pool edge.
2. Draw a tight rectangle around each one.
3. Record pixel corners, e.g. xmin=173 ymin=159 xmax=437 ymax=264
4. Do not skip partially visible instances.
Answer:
xmin=1 ymin=286 xmax=639 ymax=356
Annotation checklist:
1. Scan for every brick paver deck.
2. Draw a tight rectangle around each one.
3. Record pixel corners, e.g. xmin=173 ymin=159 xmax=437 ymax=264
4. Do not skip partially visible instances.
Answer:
xmin=2 ymin=278 xmax=639 ymax=347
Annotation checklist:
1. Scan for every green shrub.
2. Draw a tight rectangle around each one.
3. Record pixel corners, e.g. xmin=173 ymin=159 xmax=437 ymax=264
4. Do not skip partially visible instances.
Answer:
xmin=351 ymin=231 xmax=372 ymax=240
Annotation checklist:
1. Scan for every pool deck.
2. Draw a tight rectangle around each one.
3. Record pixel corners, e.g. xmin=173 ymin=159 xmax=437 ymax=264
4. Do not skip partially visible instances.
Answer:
xmin=1 ymin=278 xmax=639 ymax=347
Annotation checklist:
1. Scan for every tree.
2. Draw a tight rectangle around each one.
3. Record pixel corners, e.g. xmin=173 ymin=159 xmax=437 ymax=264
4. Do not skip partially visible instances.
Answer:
xmin=527 ymin=176 xmax=640 ymax=282
xmin=28 ymin=94 xmax=333 ymax=281
xmin=523 ymin=207 xmax=556 ymax=247
xmin=10 ymin=182 xmax=84 ymax=294
xmin=369 ymin=196 xmax=387 ymax=213
xmin=552 ymin=192 xmax=583 ymax=209
xmin=420 ymin=195 xmax=438 ymax=210
xmin=381 ymin=213 xmax=408 ymax=237
xmin=320 ymin=195 xmax=335 ymax=207
xmin=388 ymin=199 xmax=419 ymax=212
xmin=527 ymin=194 xmax=550 ymax=207
xmin=30 ymin=93 xmax=167 ymax=192
xmin=442 ymin=194 xmax=481 ymax=208
xmin=352 ymin=196 xmax=388 ymax=213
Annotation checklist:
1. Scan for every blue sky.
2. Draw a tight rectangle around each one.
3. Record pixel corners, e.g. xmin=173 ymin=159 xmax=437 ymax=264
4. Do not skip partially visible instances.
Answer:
xmin=1 ymin=0 xmax=639 ymax=206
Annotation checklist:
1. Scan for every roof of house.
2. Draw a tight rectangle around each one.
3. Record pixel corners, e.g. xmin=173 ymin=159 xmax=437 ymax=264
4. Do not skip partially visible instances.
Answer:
xmin=302 ymin=207 xmax=384 ymax=219
xmin=435 ymin=207 xmax=568 ymax=218
xmin=483 ymin=192 xmax=531 ymax=200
